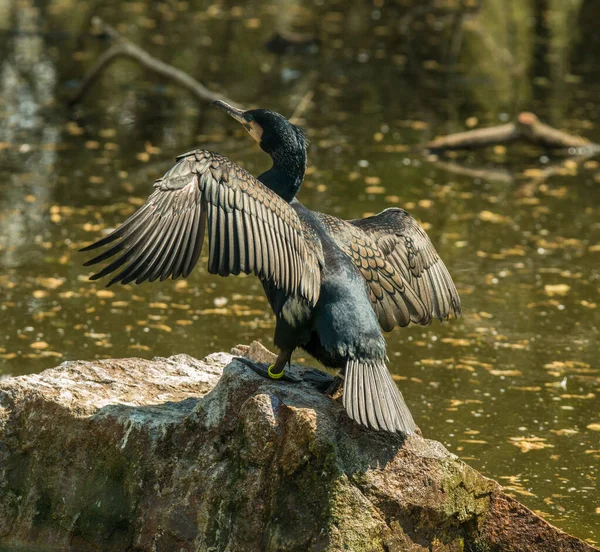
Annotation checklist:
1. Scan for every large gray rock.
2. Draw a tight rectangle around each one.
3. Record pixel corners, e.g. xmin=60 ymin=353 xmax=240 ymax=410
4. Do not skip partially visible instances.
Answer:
xmin=0 ymin=343 xmax=596 ymax=552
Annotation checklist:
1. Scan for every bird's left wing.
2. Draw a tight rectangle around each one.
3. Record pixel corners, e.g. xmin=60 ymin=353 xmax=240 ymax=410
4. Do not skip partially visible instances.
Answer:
xmin=314 ymin=213 xmax=430 ymax=331
xmin=350 ymin=208 xmax=461 ymax=323
xmin=81 ymin=150 xmax=321 ymax=305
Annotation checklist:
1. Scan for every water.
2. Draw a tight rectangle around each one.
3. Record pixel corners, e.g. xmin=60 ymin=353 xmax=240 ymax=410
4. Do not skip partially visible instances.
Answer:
xmin=1 ymin=0 xmax=599 ymax=543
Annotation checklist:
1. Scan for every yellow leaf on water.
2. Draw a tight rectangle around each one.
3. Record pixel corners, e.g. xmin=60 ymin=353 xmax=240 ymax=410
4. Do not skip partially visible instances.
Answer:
xmin=36 ymin=277 xmax=65 ymax=289
xmin=523 ymin=168 xmax=544 ymax=178
xmin=30 ymin=341 xmax=49 ymax=350
xmin=587 ymin=423 xmax=600 ymax=431
xmin=85 ymin=332 xmax=108 ymax=339
xmin=510 ymin=437 xmax=554 ymax=453
xmin=410 ymin=120 xmax=429 ymax=130
xmin=478 ymin=210 xmax=510 ymax=224
xmin=544 ymin=284 xmax=570 ymax=297
xmin=550 ymin=429 xmax=579 ymax=436
xmin=66 ymin=121 xmax=84 ymax=136
xmin=380 ymin=144 xmax=409 ymax=153
xmin=199 ymin=308 xmax=231 ymax=315
xmin=441 ymin=338 xmax=471 ymax=346
xmin=99 ymin=128 xmax=117 ymax=138
xmin=244 ymin=17 xmax=261 ymax=29
xmin=130 ymin=344 xmax=151 ymax=351
xmin=489 ymin=369 xmax=522 ymax=377
xmin=96 ymin=290 xmax=115 ymax=299
xmin=148 ymin=324 xmax=172 ymax=333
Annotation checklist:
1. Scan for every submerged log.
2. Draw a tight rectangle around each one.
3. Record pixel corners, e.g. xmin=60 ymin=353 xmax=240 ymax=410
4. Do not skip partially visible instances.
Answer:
xmin=426 ymin=112 xmax=600 ymax=153
xmin=0 ymin=343 xmax=596 ymax=552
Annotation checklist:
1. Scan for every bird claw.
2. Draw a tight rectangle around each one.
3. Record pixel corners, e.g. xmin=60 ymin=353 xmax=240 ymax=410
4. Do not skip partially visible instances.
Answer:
xmin=298 ymin=369 xmax=336 ymax=393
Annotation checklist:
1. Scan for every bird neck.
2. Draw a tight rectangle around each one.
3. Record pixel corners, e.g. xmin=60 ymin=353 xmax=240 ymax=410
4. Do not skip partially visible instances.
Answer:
xmin=259 ymin=148 xmax=306 ymax=203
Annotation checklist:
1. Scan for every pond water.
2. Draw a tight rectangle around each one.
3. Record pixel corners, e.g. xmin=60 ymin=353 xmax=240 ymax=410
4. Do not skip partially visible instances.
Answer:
xmin=1 ymin=0 xmax=599 ymax=544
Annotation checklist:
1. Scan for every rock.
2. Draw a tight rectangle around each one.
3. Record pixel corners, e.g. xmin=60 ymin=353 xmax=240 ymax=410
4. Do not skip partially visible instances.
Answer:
xmin=0 ymin=344 xmax=596 ymax=552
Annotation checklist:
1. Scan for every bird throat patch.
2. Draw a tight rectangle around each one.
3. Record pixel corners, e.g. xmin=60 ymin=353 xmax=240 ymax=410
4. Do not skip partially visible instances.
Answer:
xmin=246 ymin=121 xmax=264 ymax=143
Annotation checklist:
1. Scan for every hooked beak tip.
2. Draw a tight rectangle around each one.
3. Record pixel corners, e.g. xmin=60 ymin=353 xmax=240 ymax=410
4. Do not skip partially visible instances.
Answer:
xmin=212 ymin=99 xmax=246 ymax=124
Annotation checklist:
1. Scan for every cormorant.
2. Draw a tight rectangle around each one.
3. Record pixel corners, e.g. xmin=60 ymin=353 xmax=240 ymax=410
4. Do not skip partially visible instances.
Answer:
xmin=81 ymin=100 xmax=461 ymax=434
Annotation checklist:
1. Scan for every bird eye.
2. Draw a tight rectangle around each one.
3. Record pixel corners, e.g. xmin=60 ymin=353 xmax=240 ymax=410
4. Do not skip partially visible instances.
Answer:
xmin=246 ymin=114 xmax=254 ymax=122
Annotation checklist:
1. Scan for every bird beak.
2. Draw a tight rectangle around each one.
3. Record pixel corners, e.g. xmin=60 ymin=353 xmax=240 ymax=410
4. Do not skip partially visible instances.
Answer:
xmin=212 ymin=99 xmax=264 ymax=145
xmin=212 ymin=100 xmax=246 ymax=125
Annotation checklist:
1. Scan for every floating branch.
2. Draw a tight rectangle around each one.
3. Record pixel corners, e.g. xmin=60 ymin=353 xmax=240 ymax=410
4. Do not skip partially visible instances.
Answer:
xmin=428 ymin=151 xmax=597 ymax=186
xmin=69 ymin=17 xmax=237 ymax=107
xmin=427 ymin=158 xmax=514 ymax=183
xmin=426 ymin=112 xmax=600 ymax=154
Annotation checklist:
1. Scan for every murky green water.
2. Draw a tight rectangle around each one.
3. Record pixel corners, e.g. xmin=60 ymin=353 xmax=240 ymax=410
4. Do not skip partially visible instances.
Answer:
xmin=1 ymin=0 xmax=599 ymax=543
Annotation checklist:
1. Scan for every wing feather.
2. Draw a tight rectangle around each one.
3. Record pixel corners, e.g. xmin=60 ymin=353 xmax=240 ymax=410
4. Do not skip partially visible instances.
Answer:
xmin=351 ymin=208 xmax=461 ymax=323
xmin=81 ymin=150 xmax=321 ymax=304
xmin=314 ymin=208 xmax=460 ymax=331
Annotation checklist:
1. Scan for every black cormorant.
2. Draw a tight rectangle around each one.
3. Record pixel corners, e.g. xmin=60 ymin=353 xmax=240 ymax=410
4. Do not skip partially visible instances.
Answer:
xmin=81 ymin=100 xmax=461 ymax=434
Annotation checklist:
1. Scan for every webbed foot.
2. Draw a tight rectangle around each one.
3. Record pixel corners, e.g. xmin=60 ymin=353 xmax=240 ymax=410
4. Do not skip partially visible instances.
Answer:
xmin=300 ymin=369 xmax=337 ymax=393
xmin=237 ymin=357 xmax=302 ymax=383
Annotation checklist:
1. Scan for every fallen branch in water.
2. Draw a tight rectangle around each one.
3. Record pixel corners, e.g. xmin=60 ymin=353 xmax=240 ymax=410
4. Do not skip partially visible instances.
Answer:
xmin=69 ymin=17 xmax=237 ymax=107
xmin=427 ymin=158 xmax=515 ymax=183
xmin=426 ymin=112 xmax=600 ymax=154
xmin=427 ymin=151 xmax=597 ymax=188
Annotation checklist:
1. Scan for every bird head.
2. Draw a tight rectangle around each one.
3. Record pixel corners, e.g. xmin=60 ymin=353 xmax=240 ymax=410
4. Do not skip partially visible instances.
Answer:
xmin=212 ymin=100 xmax=308 ymax=160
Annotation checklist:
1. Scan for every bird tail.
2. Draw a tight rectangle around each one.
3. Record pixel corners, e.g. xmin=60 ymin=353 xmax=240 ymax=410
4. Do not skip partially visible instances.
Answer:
xmin=343 ymin=359 xmax=416 ymax=435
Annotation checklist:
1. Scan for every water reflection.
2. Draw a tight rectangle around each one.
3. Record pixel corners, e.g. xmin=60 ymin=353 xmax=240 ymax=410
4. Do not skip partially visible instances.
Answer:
xmin=0 ymin=0 xmax=598 ymax=543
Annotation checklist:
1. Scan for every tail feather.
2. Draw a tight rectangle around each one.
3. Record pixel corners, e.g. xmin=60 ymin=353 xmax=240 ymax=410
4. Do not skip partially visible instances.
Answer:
xmin=343 ymin=359 xmax=416 ymax=434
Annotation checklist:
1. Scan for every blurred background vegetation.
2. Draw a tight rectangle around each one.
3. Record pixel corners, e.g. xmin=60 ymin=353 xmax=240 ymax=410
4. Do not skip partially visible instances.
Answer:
xmin=0 ymin=0 xmax=599 ymax=543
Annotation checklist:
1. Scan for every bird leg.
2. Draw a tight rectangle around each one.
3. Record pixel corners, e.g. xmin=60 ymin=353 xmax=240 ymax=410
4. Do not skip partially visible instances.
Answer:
xmin=237 ymin=345 xmax=341 ymax=392
xmin=238 ymin=348 xmax=302 ymax=383
xmin=266 ymin=348 xmax=291 ymax=379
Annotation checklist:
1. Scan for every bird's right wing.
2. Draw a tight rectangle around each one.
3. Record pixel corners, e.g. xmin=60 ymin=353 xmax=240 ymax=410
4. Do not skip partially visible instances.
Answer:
xmin=81 ymin=150 xmax=321 ymax=305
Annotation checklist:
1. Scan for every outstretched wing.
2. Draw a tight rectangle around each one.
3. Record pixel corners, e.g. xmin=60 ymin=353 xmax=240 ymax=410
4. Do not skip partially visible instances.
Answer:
xmin=315 ymin=213 xmax=430 ymax=331
xmin=81 ymin=150 xmax=321 ymax=305
xmin=351 ymin=208 xmax=461 ymax=323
